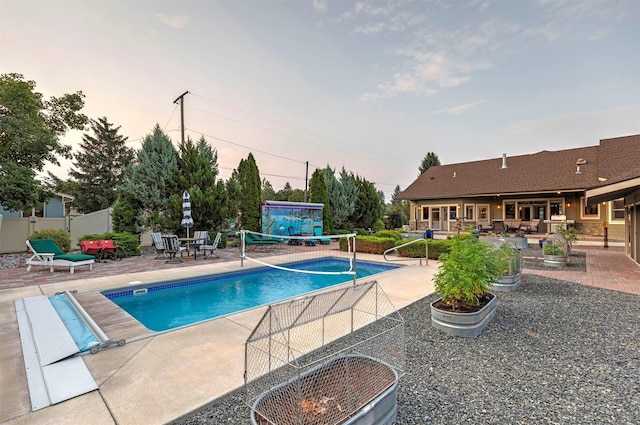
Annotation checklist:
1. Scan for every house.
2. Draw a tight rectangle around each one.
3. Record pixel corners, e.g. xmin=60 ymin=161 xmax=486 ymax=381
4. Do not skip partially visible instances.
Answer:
xmin=397 ymin=134 xmax=640 ymax=265
xmin=0 ymin=193 xmax=77 ymax=218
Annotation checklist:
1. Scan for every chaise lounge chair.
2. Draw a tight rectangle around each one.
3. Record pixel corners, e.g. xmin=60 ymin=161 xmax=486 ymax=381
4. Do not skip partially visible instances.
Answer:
xmin=26 ymin=239 xmax=95 ymax=274
xmin=244 ymin=232 xmax=279 ymax=250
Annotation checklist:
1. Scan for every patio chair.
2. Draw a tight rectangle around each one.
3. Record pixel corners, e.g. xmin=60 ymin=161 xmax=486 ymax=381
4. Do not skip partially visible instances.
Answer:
xmin=193 ymin=231 xmax=221 ymax=259
xmin=152 ymin=232 xmax=166 ymax=259
xmin=492 ymin=221 xmax=506 ymax=234
xmin=161 ymin=235 xmax=186 ymax=263
xmin=520 ymin=218 xmax=542 ymax=234
xmin=26 ymin=239 xmax=95 ymax=274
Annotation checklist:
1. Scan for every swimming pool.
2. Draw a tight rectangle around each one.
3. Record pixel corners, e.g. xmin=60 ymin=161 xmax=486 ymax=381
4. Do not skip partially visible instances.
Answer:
xmin=103 ymin=257 xmax=400 ymax=332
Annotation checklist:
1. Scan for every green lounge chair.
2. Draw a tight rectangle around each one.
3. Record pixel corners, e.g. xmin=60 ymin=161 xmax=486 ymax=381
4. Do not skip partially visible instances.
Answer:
xmin=26 ymin=239 xmax=95 ymax=274
xmin=244 ymin=232 xmax=279 ymax=250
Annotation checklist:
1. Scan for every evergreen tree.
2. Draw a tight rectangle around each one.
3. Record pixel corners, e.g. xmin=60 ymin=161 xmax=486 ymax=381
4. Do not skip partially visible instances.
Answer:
xmin=349 ymin=174 xmax=384 ymax=229
xmin=261 ymin=178 xmax=276 ymax=202
xmin=418 ymin=152 xmax=441 ymax=176
xmin=69 ymin=116 xmax=134 ymax=213
xmin=323 ymin=166 xmax=358 ymax=230
xmin=171 ymin=136 xmax=228 ymax=234
xmin=0 ymin=73 xmax=87 ymax=212
xmin=112 ymin=194 xmax=143 ymax=234
xmin=275 ymin=182 xmax=293 ymax=201
xmin=232 ymin=153 xmax=261 ymax=231
xmin=288 ymin=189 xmax=305 ymax=202
xmin=225 ymin=177 xmax=242 ymax=231
xmin=387 ymin=184 xmax=409 ymax=229
xmin=391 ymin=185 xmax=403 ymax=205
xmin=117 ymin=124 xmax=179 ymax=231
xmin=309 ymin=168 xmax=331 ymax=232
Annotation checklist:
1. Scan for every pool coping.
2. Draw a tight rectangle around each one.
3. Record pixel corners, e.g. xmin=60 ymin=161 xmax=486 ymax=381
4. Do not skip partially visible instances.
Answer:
xmin=0 ymin=253 xmax=436 ymax=425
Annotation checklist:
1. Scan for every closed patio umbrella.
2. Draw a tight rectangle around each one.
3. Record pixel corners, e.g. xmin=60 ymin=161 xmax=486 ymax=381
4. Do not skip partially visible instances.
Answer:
xmin=181 ymin=190 xmax=194 ymax=238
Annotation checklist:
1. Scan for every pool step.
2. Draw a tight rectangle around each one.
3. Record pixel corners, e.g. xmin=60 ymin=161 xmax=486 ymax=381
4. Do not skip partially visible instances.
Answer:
xmin=15 ymin=296 xmax=98 ymax=411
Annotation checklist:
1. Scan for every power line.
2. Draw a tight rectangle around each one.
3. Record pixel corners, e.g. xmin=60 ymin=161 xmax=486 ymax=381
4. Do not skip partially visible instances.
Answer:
xmin=188 ymin=93 xmax=409 ymax=168
xmin=184 ymin=127 xmax=307 ymax=165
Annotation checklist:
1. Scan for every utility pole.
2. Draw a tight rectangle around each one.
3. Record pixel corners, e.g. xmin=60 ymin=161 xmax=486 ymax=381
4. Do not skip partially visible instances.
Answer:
xmin=173 ymin=91 xmax=190 ymax=144
xmin=304 ymin=161 xmax=309 ymax=202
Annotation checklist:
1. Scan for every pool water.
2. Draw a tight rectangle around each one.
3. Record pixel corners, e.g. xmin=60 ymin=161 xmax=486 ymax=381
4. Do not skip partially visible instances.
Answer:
xmin=103 ymin=258 xmax=399 ymax=332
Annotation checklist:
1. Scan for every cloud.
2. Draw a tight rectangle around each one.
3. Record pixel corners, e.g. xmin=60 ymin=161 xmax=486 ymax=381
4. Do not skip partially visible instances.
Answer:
xmin=312 ymin=0 xmax=328 ymax=13
xmin=433 ymin=100 xmax=485 ymax=115
xmin=156 ymin=13 xmax=189 ymax=29
xmin=349 ymin=0 xmax=631 ymax=101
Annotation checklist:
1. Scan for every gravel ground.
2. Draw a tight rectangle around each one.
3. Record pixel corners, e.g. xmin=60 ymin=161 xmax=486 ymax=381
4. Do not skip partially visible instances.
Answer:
xmin=170 ymin=271 xmax=639 ymax=425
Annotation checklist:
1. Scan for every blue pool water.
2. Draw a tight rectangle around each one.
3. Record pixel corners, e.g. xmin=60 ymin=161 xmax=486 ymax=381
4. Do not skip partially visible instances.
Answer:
xmin=103 ymin=258 xmax=399 ymax=332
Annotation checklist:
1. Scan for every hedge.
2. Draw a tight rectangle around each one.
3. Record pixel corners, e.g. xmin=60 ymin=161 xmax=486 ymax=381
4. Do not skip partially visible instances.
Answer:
xmin=29 ymin=229 xmax=72 ymax=253
xmin=78 ymin=232 xmax=140 ymax=258
xmin=373 ymin=230 xmax=402 ymax=241
xmin=396 ymin=238 xmax=453 ymax=260
xmin=338 ymin=235 xmax=396 ymax=255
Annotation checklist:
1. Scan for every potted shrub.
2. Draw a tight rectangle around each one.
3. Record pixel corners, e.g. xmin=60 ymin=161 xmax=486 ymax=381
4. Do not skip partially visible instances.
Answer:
xmin=431 ymin=234 xmax=503 ymax=337
xmin=543 ymin=236 xmax=568 ymax=267
xmin=553 ymin=223 xmax=578 ymax=252
xmin=492 ymin=241 xmax=522 ymax=291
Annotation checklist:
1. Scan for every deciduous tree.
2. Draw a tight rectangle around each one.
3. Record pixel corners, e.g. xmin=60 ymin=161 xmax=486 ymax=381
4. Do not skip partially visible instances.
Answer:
xmin=0 ymin=73 xmax=87 ymax=211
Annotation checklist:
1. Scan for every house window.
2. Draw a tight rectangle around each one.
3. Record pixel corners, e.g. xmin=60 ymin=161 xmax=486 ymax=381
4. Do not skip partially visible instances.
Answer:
xmin=465 ymin=205 xmax=474 ymax=220
xmin=448 ymin=205 xmax=457 ymax=220
xmin=611 ymin=199 xmax=625 ymax=221
xmin=422 ymin=208 xmax=429 ymax=220
xmin=581 ymin=197 xmax=599 ymax=218
xmin=505 ymin=202 xmax=516 ymax=219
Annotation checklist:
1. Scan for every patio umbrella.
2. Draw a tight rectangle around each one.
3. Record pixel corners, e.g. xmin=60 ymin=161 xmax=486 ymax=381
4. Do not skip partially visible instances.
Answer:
xmin=181 ymin=190 xmax=194 ymax=238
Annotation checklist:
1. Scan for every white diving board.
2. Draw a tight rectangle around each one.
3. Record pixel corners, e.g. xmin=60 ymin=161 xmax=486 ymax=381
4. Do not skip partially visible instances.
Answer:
xmin=15 ymin=296 xmax=98 ymax=411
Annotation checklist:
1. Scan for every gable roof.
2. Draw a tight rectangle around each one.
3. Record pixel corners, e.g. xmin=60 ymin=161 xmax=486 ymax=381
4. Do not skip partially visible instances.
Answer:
xmin=398 ymin=134 xmax=640 ymax=201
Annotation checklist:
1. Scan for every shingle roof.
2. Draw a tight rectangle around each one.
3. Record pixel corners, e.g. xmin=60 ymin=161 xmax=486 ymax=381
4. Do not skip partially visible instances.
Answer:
xmin=398 ymin=134 xmax=640 ymax=201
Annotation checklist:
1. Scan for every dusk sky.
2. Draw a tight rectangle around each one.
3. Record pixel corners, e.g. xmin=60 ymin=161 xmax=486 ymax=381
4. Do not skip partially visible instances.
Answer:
xmin=2 ymin=0 xmax=639 ymax=200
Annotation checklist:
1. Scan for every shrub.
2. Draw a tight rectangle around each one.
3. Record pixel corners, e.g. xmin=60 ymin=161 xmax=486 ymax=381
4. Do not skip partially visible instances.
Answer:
xmin=79 ymin=232 xmax=140 ymax=258
xmin=29 ymin=229 xmax=71 ymax=253
xmin=433 ymin=236 xmax=503 ymax=309
xmin=372 ymin=219 xmax=385 ymax=232
xmin=554 ymin=223 xmax=578 ymax=249
xmin=396 ymin=239 xmax=452 ymax=260
xmin=373 ymin=230 xmax=402 ymax=241
xmin=338 ymin=235 xmax=396 ymax=255
xmin=543 ymin=244 xmax=565 ymax=256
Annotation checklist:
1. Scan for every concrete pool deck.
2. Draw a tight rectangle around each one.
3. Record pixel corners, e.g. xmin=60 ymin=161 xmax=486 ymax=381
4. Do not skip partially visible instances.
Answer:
xmin=0 ymin=253 xmax=437 ymax=425
xmin=2 ymin=244 xmax=638 ymax=425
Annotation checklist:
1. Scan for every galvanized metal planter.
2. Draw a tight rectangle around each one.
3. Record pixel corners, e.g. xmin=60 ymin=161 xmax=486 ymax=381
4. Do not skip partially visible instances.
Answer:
xmin=250 ymin=355 xmax=399 ymax=425
xmin=543 ymin=254 xmax=568 ymax=267
xmin=430 ymin=293 xmax=497 ymax=338
xmin=245 ymin=281 xmax=404 ymax=425
xmin=493 ymin=272 xmax=522 ymax=291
